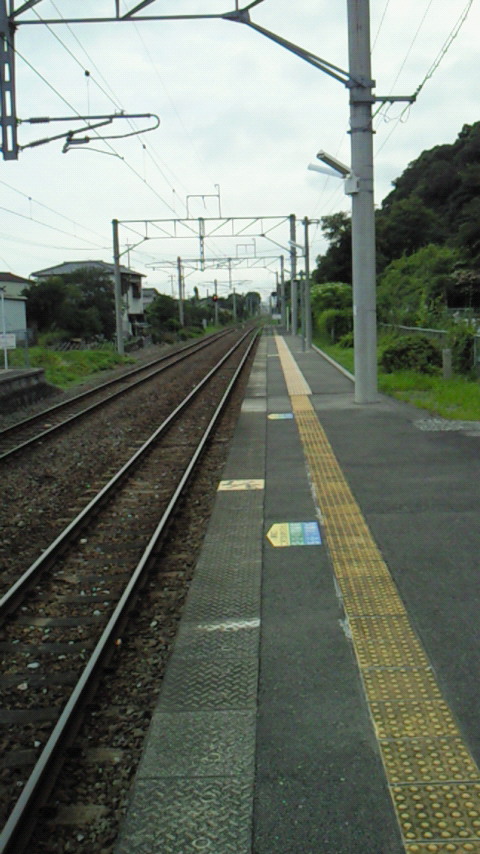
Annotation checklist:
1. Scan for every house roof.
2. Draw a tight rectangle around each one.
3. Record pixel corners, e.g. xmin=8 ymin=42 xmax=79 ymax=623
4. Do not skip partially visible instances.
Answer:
xmin=31 ymin=260 xmax=145 ymax=278
xmin=0 ymin=272 xmax=32 ymax=284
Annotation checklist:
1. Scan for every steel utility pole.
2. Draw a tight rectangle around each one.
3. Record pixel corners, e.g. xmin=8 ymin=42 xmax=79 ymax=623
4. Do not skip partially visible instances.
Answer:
xmin=112 ymin=219 xmax=124 ymax=356
xmin=214 ymin=279 xmax=219 ymax=326
xmin=280 ymin=254 xmax=286 ymax=329
xmin=347 ymin=0 xmax=377 ymax=402
xmin=289 ymin=214 xmax=297 ymax=336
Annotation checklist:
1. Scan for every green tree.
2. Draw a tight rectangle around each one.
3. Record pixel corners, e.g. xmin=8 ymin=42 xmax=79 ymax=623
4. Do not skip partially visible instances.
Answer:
xmin=62 ymin=268 xmax=115 ymax=339
xmin=24 ymin=277 xmax=68 ymax=331
xmin=376 ymin=197 xmax=442 ymax=271
xmin=313 ymin=213 xmax=352 ymax=284
xmin=310 ymin=282 xmax=352 ymax=315
xmin=145 ymin=293 xmax=178 ymax=334
xmin=377 ymin=244 xmax=461 ymax=326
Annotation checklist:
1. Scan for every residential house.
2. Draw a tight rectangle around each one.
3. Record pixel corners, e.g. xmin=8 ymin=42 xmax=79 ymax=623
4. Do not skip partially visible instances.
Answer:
xmin=142 ymin=287 xmax=160 ymax=309
xmin=31 ymin=260 xmax=146 ymax=337
xmin=0 ymin=272 xmax=30 ymax=344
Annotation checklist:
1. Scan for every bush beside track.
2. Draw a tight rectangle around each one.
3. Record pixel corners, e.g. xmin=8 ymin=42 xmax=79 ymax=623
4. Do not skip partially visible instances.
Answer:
xmin=314 ymin=332 xmax=480 ymax=421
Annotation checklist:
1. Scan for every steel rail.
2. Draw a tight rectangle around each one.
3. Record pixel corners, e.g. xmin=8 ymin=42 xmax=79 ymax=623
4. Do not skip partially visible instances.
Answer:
xmin=0 ymin=326 xmax=258 ymax=854
xmin=0 ymin=327 xmax=254 ymax=620
xmin=0 ymin=330 xmax=231 ymax=462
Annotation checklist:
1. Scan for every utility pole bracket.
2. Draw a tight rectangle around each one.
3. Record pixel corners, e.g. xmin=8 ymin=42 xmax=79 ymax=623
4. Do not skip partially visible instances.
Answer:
xmin=344 ymin=174 xmax=360 ymax=195
xmin=0 ymin=2 xmax=18 ymax=160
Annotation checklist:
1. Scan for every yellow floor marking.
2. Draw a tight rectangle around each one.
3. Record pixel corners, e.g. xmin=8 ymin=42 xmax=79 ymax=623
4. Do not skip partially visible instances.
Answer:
xmin=274 ymin=335 xmax=480 ymax=853
xmin=217 ymin=479 xmax=265 ymax=491
xmin=275 ymin=335 xmax=312 ymax=396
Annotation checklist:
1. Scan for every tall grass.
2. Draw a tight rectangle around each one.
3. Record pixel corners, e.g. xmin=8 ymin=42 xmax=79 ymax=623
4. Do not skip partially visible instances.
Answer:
xmin=8 ymin=347 xmax=134 ymax=388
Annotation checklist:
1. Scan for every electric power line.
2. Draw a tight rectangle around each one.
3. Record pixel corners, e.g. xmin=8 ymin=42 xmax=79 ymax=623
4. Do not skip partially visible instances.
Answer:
xmin=14 ymin=48 xmax=179 ymax=216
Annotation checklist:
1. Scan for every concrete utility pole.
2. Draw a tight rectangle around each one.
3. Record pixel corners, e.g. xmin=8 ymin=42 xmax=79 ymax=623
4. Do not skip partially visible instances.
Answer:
xmin=303 ymin=217 xmax=312 ymax=350
xmin=214 ymin=279 xmax=219 ymax=325
xmin=347 ymin=0 xmax=377 ymax=403
xmin=280 ymin=254 xmax=286 ymax=329
xmin=177 ymin=256 xmax=185 ymax=326
xmin=0 ymin=286 xmax=8 ymax=369
xmin=289 ymin=214 xmax=298 ymax=336
xmin=112 ymin=219 xmax=124 ymax=356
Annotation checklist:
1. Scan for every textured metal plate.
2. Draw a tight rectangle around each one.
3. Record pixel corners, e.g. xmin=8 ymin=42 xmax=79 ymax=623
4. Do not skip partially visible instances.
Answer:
xmin=173 ymin=620 xmax=260 ymax=659
xmin=370 ymin=700 xmax=460 ymax=740
xmin=181 ymin=575 xmax=261 ymax=622
xmin=350 ymin=615 xmax=430 ymax=669
xmin=157 ymin=654 xmax=259 ymax=710
xmin=381 ymin=737 xmax=480 ymax=784
xmin=137 ymin=711 xmax=256 ymax=777
xmin=363 ymin=667 xmax=442 ymax=703
xmin=116 ymin=777 xmax=253 ymax=854
xmin=393 ymin=783 xmax=480 ymax=844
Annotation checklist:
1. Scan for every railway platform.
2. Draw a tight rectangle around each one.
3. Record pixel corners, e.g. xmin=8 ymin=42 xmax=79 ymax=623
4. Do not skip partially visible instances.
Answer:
xmin=115 ymin=330 xmax=480 ymax=854
xmin=0 ymin=367 xmax=54 ymax=412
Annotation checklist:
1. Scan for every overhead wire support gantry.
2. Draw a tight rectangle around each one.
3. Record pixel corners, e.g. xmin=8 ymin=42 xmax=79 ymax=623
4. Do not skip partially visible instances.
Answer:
xmin=1 ymin=0 xmax=419 ymax=402
xmin=0 ymin=0 xmax=266 ymax=159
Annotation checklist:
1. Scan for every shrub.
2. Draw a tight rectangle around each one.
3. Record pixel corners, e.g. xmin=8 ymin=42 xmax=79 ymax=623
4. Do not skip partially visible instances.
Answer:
xmin=317 ymin=308 xmax=353 ymax=342
xmin=338 ymin=332 xmax=354 ymax=348
xmin=447 ymin=325 xmax=475 ymax=375
xmin=379 ymin=334 xmax=442 ymax=374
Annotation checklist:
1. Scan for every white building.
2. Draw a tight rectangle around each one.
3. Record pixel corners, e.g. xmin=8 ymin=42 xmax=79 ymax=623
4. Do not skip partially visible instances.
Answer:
xmin=31 ymin=260 xmax=146 ymax=337
xmin=142 ymin=287 xmax=160 ymax=309
xmin=0 ymin=273 xmax=30 ymax=344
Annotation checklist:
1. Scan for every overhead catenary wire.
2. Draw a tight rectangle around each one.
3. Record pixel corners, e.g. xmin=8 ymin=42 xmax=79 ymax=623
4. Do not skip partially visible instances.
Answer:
xmin=40 ymin=1 xmax=190 ymax=211
xmin=374 ymin=0 xmax=474 ymax=155
xmin=13 ymin=48 xmax=179 ymax=217
xmin=0 ymin=179 xmax=109 ymax=243
xmin=0 ymin=204 xmax=107 ymax=248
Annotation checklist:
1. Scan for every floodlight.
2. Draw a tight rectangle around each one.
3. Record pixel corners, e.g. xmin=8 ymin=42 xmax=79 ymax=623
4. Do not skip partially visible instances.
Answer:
xmin=308 ymin=163 xmax=342 ymax=178
xmin=316 ymin=149 xmax=351 ymax=177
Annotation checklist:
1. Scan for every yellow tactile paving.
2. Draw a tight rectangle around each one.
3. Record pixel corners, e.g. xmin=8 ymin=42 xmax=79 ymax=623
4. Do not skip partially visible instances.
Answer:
xmin=274 ymin=334 xmax=480 ymax=851
xmin=275 ymin=336 xmax=312 ymax=396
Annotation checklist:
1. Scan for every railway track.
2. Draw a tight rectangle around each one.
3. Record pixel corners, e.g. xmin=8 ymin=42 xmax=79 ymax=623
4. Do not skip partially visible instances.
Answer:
xmin=0 ymin=330 xmax=231 ymax=461
xmin=0 ymin=327 xmax=258 ymax=854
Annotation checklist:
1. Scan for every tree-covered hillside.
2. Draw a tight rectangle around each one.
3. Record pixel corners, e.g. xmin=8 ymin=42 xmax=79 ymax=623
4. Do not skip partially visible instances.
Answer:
xmin=313 ymin=122 xmax=480 ymax=321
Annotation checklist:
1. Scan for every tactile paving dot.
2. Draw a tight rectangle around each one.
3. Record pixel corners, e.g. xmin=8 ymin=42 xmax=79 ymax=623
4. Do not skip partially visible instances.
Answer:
xmin=363 ymin=667 xmax=442 ymax=703
xmin=393 ymin=783 xmax=480 ymax=842
xmin=406 ymin=842 xmax=480 ymax=852
xmin=328 ymin=556 xmax=388 ymax=577
xmin=370 ymin=700 xmax=460 ymax=740
xmin=327 ymin=540 xmax=386 ymax=567
xmin=381 ymin=737 xmax=480 ymax=785
xmin=337 ymin=573 xmax=405 ymax=616
xmin=350 ymin=615 xmax=430 ymax=668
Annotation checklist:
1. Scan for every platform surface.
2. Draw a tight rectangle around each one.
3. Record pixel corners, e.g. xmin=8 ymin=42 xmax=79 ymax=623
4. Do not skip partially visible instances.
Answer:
xmin=116 ymin=331 xmax=480 ymax=854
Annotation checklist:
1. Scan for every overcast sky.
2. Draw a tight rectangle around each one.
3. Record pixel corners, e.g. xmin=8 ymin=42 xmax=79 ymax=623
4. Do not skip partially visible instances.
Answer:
xmin=1 ymin=0 xmax=478 ymax=300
